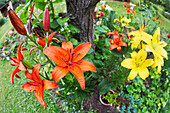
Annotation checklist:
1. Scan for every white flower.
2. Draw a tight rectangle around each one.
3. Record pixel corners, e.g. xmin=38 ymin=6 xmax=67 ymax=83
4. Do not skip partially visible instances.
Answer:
xmin=100 ymin=1 xmax=106 ymax=4
xmin=129 ymin=3 xmax=136 ymax=10
xmin=105 ymin=5 xmax=113 ymax=11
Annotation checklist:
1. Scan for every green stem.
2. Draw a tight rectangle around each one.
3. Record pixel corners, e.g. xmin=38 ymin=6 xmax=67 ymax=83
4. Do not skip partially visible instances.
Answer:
xmin=50 ymin=0 xmax=55 ymax=19
xmin=26 ymin=34 xmax=37 ymax=45
xmin=44 ymin=54 xmax=55 ymax=68
xmin=32 ymin=13 xmax=38 ymax=20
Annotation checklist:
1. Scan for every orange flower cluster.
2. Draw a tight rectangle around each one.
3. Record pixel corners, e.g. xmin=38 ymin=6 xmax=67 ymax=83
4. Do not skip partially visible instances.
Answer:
xmin=123 ymin=2 xmax=135 ymax=14
xmin=152 ymin=17 xmax=162 ymax=25
xmin=107 ymin=31 xmax=127 ymax=51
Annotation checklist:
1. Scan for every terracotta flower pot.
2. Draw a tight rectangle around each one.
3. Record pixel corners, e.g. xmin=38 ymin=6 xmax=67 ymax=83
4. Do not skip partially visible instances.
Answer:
xmin=99 ymin=90 xmax=116 ymax=106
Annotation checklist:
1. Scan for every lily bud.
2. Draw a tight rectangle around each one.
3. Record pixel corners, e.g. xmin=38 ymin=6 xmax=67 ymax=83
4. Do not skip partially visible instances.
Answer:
xmin=43 ymin=7 xmax=50 ymax=32
xmin=21 ymin=59 xmax=33 ymax=69
xmin=8 ymin=9 xmax=27 ymax=35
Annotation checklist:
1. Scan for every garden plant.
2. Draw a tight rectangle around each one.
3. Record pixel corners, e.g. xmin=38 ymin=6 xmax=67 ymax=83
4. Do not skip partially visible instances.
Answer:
xmin=0 ymin=0 xmax=169 ymax=112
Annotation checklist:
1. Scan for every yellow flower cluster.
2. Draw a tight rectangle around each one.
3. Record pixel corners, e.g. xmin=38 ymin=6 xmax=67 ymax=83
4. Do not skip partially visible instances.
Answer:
xmin=114 ymin=17 xmax=131 ymax=27
xmin=121 ymin=26 xmax=168 ymax=80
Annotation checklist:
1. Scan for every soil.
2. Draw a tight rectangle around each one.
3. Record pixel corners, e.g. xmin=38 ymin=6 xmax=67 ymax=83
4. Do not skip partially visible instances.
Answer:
xmin=83 ymin=88 xmax=118 ymax=113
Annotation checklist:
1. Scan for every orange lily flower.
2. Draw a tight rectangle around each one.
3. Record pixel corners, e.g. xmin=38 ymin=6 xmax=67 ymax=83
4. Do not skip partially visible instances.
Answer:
xmin=123 ymin=2 xmax=128 ymax=7
xmin=110 ymin=37 xmax=127 ymax=51
xmin=29 ymin=29 xmax=58 ymax=55
xmin=22 ymin=63 xmax=58 ymax=107
xmin=43 ymin=41 xmax=97 ymax=90
xmin=99 ymin=4 xmax=106 ymax=9
xmin=10 ymin=43 xmax=27 ymax=84
xmin=107 ymin=30 xmax=124 ymax=38
xmin=126 ymin=8 xmax=131 ymax=14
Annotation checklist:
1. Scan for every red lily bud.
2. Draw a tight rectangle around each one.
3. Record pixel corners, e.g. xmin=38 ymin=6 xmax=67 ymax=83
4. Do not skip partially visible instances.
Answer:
xmin=43 ymin=7 xmax=50 ymax=32
xmin=8 ymin=9 xmax=27 ymax=35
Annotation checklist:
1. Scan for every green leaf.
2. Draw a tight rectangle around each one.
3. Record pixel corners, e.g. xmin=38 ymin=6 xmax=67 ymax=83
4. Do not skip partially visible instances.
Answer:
xmin=32 ymin=19 xmax=39 ymax=25
xmin=52 ymin=0 xmax=63 ymax=3
xmin=34 ymin=0 xmax=46 ymax=10
xmin=57 ymin=17 xmax=69 ymax=26
xmin=98 ymin=79 xmax=111 ymax=95
xmin=19 ymin=12 xmax=28 ymax=24
xmin=50 ymin=20 xmax=59 ymax=29
xmin=65 ymin=73 xmax=73 ymax=83
xmin=68 ymin=24 xmax=80 ymax=34
xmin=38 ymin=12 xmax=44 ymax=19
xmin=113 ymin=25 xmax=121 ymax=32
xmin=70 ymin=38 xmax=78 ymax=45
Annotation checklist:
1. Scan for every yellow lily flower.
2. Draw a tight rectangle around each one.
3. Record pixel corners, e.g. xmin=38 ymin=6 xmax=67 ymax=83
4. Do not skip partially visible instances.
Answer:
xmin=121 ymin=49 xmax=153 ymax=80
xmin=121 ymin=17 xmax=131 ymax=27
xmin=145 ymin=27 xmax=168 ymax=73
xmin=114 ymin=18 xmax=121 ymax=23
xmin=128 ymin=25 xmax=152 ymax=50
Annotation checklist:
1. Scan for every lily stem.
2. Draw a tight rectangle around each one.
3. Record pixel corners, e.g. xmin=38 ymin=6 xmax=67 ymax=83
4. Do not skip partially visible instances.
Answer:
xmin=44 ymin=54 xmax=55 ymax=68
xmin=26 ymin=34 xmax=37 ymax=45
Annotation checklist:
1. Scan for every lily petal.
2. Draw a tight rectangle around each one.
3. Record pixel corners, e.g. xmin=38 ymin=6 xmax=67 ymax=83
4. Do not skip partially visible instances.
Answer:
xmin=22 ymin=81 xmax=39 ymax=92
xmin=121 ymin=58 xmax=136 ymax=69
xmin=43 ymin=79 xmax=58 ymax=90
xmin=11 ymin=67 xmax=20 ymax=84
xmin=69 ymin=64 xmax=85 ymax=90
xmin=25 ymin=71 xmax=32 ymax=80
xmin=121 ymin=41 xmax=127 ymax=47
xmin=155 ymin=64 xmax=161 ymax=73
xmin=137 ymin=49 xmax=147 ymax=62
xmin=52 ymin=66 xmax=69 ymax=82
xmin=73 ymin=42 xmax=91 ymax=62
xmin=77 ymin=59 xmax=97 ymax=72
xmin=22 ymin=48 xmax=27 ymax=51
xmin=18 ymin=43 xmax=23 ymax=60
xmin=18 ymin=62 xmax=27 ymax=71
xmin=128 ymin=67 xmax=138 ymax=80
xmin=110 ymin=44 xmax=118 ymax=50
xmin=62 ymin=41 xmax=73 ymax=53
xmin=157 ymin=46 xmax=168 ymax=59
xmin=34 ymin=86 xmax=48 ymax=107
xmin=159 ymin=40 xmax=167 ymax=47
xmin=153 ymin=27 xmax=160 ymax=43
xmin=142 ymin=59 xmax=153 ymax=67
xmin=37 ymin=39 xmax=46 ymax=48
xmin=29 ymin=47 xmax=36 ymax=55
xmin=47 ymin=31 xmax=58 ymax=46
xmin=117 ymin=46 xmax=121 ymax=51
xmin=138 ymin=67 xmax=149 ymax=80
xmin=31 ymin=63 xmax=42 ymax=82
xmin=43 ymin=46 xmax=68 ymax=67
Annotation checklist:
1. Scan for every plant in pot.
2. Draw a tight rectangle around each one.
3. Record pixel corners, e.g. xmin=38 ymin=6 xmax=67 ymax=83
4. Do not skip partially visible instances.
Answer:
xmin=99 ymin=90 xmax=120 ymax=107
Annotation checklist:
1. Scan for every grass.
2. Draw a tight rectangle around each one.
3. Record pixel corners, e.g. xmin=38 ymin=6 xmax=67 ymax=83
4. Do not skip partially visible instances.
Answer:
xmin=0 ymin=19 xmax=12 ymax=44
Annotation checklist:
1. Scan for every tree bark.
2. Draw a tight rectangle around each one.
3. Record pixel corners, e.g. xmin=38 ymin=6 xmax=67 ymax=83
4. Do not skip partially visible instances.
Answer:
xmin=66 ymin=0 xmax=100 ymax=48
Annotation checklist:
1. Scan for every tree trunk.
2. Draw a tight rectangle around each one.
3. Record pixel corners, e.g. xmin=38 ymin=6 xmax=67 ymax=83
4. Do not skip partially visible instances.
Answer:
xmin=66 ymin=0 xmax=100 ymax=48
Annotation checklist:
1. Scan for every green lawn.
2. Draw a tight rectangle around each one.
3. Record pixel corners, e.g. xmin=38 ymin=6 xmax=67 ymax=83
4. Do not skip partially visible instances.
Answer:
xmin=0 ymin=19 xmax=12 ymax=44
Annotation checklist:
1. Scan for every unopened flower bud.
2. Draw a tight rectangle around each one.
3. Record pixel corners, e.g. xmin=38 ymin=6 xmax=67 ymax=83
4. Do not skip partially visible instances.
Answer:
xmin=8 ymin=9 xmax=27 ymax=35
xmin=21 ymin=59 xmax=33 ymax=69
xmin=43 ymin=7 xmax=50 ymax=32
